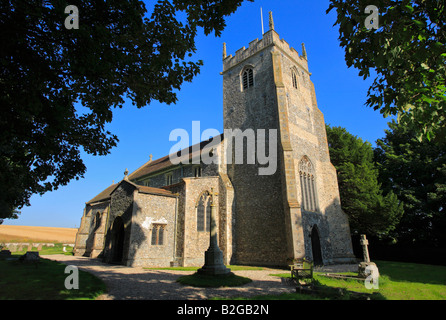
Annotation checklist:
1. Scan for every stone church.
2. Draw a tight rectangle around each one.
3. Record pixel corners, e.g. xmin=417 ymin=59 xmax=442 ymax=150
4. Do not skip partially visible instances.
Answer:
xmin=73 ymin=14 xmax=356 ymax=268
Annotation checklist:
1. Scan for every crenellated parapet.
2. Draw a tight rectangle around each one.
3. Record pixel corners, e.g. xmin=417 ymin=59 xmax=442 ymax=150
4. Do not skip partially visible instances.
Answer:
xmin=223 ymin=13 xmax=309 ymax=74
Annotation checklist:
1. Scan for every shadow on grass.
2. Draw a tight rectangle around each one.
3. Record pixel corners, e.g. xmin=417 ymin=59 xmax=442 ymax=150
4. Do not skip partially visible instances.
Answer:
xmin=0 ymin=256 xmax=106 ymax=300
xmin=177 ymin=272 xmax=252 ymax=288
xmin=264 ymin=272 xmax=386 ymax=300
xmin=295 ymin=279 xmax=385 ymax=300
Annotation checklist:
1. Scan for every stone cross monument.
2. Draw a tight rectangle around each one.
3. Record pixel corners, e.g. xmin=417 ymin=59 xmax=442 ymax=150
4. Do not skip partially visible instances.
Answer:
xmin=358 ymin=234 xmax=379 ymax=279
xmin=360 ymin=234 xmax=370 ymax=263
xmin=197 ymin=189 xmax=232 ymax=276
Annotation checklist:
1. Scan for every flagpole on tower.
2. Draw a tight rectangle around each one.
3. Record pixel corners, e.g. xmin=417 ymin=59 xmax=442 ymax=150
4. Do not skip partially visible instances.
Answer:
xmin=261 ymin=7 xmax=264 ymax=35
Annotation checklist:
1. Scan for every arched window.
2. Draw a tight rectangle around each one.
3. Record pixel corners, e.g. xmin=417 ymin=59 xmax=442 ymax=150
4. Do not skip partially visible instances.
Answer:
xmin=158 ymin=226 xmax=164 ymax=245
xmin=196 ymin=192 xmax=211 ymax=232
xmin=299 ymin=156 xmax=318 ymax=212
xmin=242 ymin=68 xmax=254 ymax=90
xmin=151 ymin=226 xmax=157 ymax=245
xmin=291 ymin=68 xmax=298 ymax=89
xmin=205 ymin=198 xmax=211 ymax=232
xmin=197 ymin=195 xmax=205 ymax=231
xmin=93 ymin=212 xmax=101 ymax=231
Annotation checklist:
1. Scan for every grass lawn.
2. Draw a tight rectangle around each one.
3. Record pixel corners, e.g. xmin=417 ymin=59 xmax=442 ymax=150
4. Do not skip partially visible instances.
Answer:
xmin=1 ymin=254 xmax=444 ymax=300
xmin=0 ymin=255 xmax=106 ymax=300
xmin=147 ymin=261 xmax=446 ymax=299
xmin=255 ymin=260 xmax=446 ymax=300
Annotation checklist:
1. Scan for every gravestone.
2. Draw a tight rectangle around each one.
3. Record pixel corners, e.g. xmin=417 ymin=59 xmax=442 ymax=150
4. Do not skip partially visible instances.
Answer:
xmin=357 ymin=234 xmax=378 ymax=278
xmin=0 ymin=250 xmax=11 ymax=258
xmin=20 ymin=252 xmax=40 ymax=267
xmin=23 ymin=251 xmax=40 ymax=261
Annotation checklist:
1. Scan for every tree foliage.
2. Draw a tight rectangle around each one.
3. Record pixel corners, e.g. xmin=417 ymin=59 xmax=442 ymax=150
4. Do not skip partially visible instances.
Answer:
xmin=326 ymin=124 xmax=403 ymax=238
xmin=327 ymin=0 xmax=446 ymax=142
xmin=0 ymin=0 xmax=250 ymax=219
xmin=375 ymin=120 xmax=446 ymax=246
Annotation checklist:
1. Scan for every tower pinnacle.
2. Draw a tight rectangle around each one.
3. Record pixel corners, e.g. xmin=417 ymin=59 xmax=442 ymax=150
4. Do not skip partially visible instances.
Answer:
xmin=269 ymin=11 xmax=274 ymax=31
xmin=301 ymin=43 xmax=307 ymax=60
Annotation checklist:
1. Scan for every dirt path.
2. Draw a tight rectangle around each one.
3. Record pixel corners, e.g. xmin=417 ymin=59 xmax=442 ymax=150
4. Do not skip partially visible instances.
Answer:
xmin=43 ymin=255 xmax=296 ymax=300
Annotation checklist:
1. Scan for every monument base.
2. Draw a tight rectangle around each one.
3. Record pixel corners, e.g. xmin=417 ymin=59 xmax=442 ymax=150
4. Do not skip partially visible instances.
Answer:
xmin=197 ymin=246 xmax=232 ymax=276
xmin=358 ymin=261 xmax=377 ymax=278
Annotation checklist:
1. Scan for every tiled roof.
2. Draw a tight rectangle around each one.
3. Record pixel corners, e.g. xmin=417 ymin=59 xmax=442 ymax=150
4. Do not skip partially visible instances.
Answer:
xmin=86 ymin=134 xmax=223 ymax=205
xmin=86 ymin=183 xmax=118 ymax=204
xmin=86 ymin=180 xmax=176 ymax=205
xmin=128 ymin=134 xmax=223 ymax=181
xmin=136 ymin=185 xmax=176 ymax=197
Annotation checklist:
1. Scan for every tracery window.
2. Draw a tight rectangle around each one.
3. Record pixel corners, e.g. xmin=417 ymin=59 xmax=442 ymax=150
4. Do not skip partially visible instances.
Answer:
xmin=196 ymin=192 xmax=211 ymax=232
xmin=299 ymin=156 xmax=318 ymax=212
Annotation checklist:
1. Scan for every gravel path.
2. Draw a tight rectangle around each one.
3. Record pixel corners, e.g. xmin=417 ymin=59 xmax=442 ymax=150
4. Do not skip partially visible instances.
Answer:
xmin=43 ymin=254 xmax=357 ymax=300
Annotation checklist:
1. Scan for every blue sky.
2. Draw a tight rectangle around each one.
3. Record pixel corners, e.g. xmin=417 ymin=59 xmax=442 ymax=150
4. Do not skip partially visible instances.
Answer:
xmin=5 ymin=0 xmax=392 ymax=228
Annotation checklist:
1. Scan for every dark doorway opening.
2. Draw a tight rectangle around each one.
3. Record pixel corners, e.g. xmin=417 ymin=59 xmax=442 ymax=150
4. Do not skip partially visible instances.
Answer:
xmin=111 ymin=217 xmax=125 ymax=264
xmin=311 ymin=225 xmax=323 ymax=266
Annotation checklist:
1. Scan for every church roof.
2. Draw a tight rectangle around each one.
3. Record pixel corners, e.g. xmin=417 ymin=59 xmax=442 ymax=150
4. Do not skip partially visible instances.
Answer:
xmin=136 ymin=185 xmax=176 ymax=197
xmin=86 ymin=134 xmax=223 ymax=205
xmin=127 ymin=154 xmax=171 ymax=181
xmin=128 ymin=134 xmax=224 ymax=181
xmin=86 ymin=183 xmax=118 ymax=205
xmin=86 ymin=180 xmax=176 ymax=205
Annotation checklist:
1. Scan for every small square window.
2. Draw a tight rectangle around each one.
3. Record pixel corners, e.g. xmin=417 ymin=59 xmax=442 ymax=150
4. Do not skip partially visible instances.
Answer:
xmin=194 ymin=166 xmax=202 ymax=178
xmin=165 ymin=173 xmax=173 ymax=185
xmin=151 ymin=224 xmax=165 ymax=245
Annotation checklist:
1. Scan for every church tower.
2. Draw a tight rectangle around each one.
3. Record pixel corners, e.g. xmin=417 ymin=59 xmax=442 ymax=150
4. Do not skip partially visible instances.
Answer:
xmin=222 ymin=12 xmax=355 ymax=266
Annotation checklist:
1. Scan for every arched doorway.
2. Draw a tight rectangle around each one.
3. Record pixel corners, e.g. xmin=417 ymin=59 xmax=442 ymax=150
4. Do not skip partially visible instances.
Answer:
xmin=311 ymin=225 xmax=323 ymax=266
xmin=111 ymin=217 xmax=125 ymax=264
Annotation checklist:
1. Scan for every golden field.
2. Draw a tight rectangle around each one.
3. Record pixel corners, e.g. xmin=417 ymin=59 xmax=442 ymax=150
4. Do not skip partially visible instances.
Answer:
xmin=0 ymin=225 xmax=77 ymax=243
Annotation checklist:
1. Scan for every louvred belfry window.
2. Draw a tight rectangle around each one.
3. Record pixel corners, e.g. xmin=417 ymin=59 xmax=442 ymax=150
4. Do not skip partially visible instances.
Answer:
xmin=242 ymin=68 xmax=254 ymax=90
xmin=292 ymin=68 xmax=298 ymax=89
